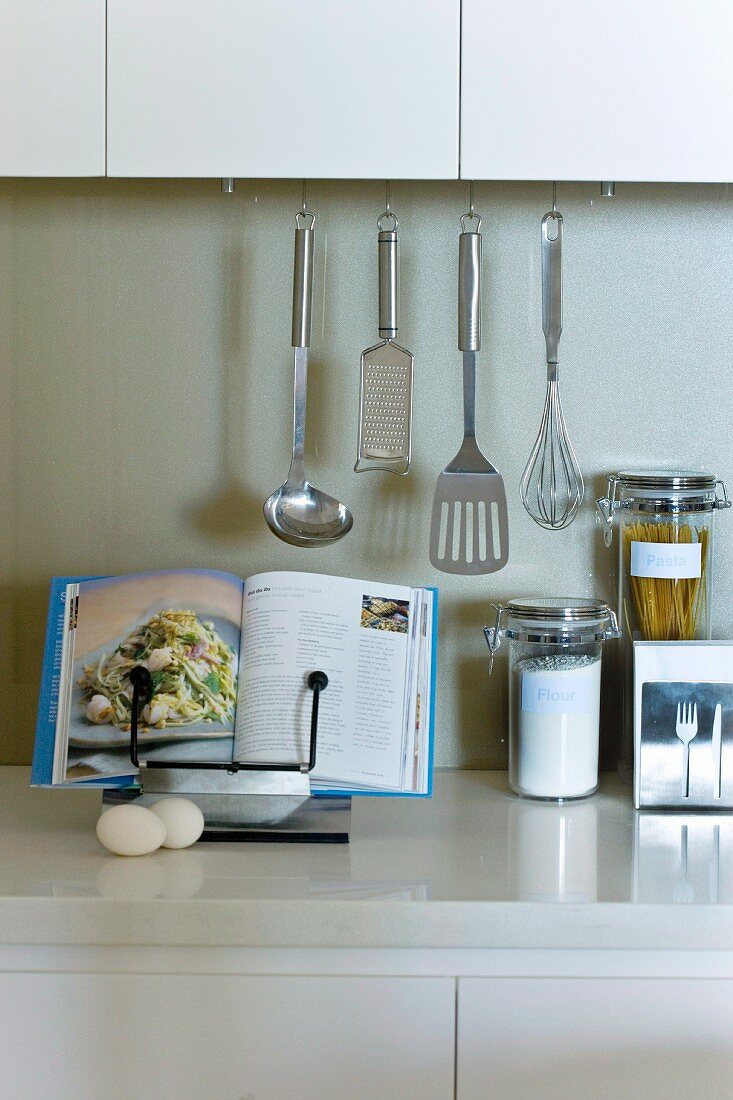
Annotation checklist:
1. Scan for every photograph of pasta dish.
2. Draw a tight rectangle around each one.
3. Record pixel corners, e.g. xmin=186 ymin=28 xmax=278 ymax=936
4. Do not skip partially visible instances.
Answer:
xmin=78 ymin=609 xmax=237 ymax=734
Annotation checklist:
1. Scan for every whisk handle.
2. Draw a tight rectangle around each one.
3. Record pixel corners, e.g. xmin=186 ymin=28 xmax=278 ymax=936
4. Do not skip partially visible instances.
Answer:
xmin=542 ymin=212 xmax=562 ymax=365
xmin=459 ymin=229 xmax=481 ymax=352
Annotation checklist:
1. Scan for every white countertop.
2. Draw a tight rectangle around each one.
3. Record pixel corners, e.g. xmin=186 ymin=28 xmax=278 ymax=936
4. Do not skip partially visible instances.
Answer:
xmin=2 ymin=766 xmax=733 ymax=951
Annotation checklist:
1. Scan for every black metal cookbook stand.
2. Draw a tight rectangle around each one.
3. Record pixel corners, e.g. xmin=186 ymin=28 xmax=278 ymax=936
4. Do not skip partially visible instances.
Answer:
xmin=102 ymin=666 xmax=350 ymax=843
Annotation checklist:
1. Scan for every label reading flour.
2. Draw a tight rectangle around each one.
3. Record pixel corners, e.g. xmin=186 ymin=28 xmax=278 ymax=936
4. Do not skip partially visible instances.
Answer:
xmin=521 ymin=671 xmax=594 ymax=714
xmin=630 ymin=540 xmax=702 ymax=579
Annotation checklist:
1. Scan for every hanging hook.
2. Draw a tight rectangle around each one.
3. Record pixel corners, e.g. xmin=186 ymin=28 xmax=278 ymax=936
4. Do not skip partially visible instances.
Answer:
xmin=461 ymin=180 xmax=482 ymax=233
xmin=296 ymin=179 xmax=315 ymax=228
xmin=378 ymin=179 xmax=398 ymax=231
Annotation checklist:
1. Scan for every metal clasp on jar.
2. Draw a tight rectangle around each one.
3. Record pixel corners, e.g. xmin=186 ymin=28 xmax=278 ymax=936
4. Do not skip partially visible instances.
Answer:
xmin=482 ymin=604 xmax=507 ymax=675
xmin=604 ymin=608 xmax=621 ymax=640
xmin=715 ymin=480 xmax=731 ymax=509
xmin=595 ymin=475 xmax=632 ymax=546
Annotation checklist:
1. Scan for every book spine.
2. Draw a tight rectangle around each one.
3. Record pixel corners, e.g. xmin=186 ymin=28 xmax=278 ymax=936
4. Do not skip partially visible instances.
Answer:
xmin=425 ymin=586 xmax=439 ymax=798
xmin=30 ymin=577 xmax=70 ymax=785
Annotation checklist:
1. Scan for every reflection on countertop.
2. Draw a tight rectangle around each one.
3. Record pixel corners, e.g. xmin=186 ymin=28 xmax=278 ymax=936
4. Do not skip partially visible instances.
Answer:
xmin=3 ymin=766 xmax=733 ymax=950
xmin=1 ymin=766 xmax=628 ymax=905
xmin=634 ymin=815 xmax=733 ymax=905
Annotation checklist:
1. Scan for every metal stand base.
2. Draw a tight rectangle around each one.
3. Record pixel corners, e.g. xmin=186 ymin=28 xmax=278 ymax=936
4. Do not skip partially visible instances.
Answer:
xmin=102 ymin=787 xmax=351 ymax=843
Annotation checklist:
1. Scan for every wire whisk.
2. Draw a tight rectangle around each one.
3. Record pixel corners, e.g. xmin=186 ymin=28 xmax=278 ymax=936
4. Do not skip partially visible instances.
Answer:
xmin=520 ymin=365 xmax=584 ymax=528
xmin=520 ymin=206 xmax=584 ymax=530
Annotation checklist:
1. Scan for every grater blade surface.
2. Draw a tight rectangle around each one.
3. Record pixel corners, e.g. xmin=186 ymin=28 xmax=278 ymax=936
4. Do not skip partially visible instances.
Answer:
xmin=355 ymin=339 xmax=413 ymax=475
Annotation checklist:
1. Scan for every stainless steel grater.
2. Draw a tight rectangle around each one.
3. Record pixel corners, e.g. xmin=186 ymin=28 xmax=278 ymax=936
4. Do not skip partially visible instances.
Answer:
xmin=355 ymin=210 xmax=413 ymax=475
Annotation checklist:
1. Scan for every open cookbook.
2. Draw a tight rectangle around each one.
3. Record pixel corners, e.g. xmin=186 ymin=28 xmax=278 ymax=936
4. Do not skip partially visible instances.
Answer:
xmin=32 ymin=569 xmax=437 ymax=797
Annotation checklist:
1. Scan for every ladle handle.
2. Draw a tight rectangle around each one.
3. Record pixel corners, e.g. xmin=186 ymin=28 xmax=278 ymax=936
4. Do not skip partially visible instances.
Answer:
xmin=458 ymin=229 xmax=481 ymax=352
xmin=542 ymin=211 xmax=563 ymax=366
xmin=292 ymin=218 xmax=315 ymax=349
xmin=378 ymin=228 xmax=398 ymax=339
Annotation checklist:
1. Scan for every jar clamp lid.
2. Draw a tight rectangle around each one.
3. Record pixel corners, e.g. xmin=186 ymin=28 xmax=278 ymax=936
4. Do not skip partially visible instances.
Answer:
xmin=596 ymin=470 xmax=730 ymax=526
xmin=483 ymin=597 xmax=620 ymax=673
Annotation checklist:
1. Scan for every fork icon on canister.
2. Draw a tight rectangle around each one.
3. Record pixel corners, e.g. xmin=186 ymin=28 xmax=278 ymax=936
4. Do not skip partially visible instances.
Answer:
xmin=675 ymin=702 xmax=698 ymax=798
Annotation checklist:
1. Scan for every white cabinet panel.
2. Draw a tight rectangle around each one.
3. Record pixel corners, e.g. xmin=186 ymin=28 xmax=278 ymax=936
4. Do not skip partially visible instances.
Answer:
xmin=457 ymin=977 xmax=733 ymax=1099
xmin=107 ymin=0 xmax=459 ymax=179
xmin=0 ymin=1 xmax=104 ymax=176
xmin=0 ymin=973 xmax=455 ymax=1099
xmin=462 ymin=0 xmax=733 ymax=182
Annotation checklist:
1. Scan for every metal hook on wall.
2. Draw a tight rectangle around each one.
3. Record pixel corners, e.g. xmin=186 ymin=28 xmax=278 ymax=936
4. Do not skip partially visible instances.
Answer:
xmin=378 ymin=179 xmax=398 ymax=231
xmin=460 ymin=180 xmax=481 ymax=233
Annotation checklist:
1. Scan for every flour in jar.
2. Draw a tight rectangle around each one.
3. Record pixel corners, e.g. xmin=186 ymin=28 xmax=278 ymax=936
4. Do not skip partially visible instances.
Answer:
xmin=509 ymin=654 xmax=601 ymax=799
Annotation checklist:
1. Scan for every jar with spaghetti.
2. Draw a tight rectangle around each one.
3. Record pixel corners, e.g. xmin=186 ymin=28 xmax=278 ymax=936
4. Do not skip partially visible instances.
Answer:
xmin=597 ymin=470 xmax=730 ymax=779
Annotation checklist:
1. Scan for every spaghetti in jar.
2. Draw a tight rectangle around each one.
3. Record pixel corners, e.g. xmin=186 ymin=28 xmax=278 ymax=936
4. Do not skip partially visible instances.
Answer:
xmin=597 ymin=470 xmax=730 ymax=779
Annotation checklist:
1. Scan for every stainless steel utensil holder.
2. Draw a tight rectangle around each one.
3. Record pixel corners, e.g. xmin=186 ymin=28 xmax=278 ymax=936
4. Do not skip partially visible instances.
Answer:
xmin=635 ymin=642 xmax=733 ymax=810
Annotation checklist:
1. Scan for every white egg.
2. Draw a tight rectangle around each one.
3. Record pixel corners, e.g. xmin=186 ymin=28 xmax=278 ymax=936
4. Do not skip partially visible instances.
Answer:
xmin=96 ymin=804 xmax=166 ymax=857
xmin=150 ymin=797 xmax=205 ymax=849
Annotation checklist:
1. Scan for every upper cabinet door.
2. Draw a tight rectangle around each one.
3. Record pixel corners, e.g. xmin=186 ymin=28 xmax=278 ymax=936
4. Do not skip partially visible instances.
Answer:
xmin=107 ymin=1 xmax=459 ymax=179
xmin=0 ymin=1 xmax=104 ymax=176
xmin=462 ymin=0 xmax=733 ymax=182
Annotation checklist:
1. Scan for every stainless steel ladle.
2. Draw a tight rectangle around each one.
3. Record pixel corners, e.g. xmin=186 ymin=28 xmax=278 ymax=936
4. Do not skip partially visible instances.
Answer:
xmin=264 ymin=203 xmax=353 ymax=546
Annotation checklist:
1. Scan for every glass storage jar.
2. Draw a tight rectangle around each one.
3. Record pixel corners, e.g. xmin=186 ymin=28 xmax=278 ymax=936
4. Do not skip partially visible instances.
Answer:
xmin=484 ymin=598 xmax=619 ymax=801
xmin=596 ymin=470 xmax=730 ymax=780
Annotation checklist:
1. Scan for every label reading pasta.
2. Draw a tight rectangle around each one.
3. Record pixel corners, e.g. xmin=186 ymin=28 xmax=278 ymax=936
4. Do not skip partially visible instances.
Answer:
xmin=630 ymin=540 xmax=702 ymax=579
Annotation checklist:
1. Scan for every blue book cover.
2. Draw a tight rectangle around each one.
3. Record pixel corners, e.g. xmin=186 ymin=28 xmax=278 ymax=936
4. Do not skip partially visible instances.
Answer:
xmin=32 ymin=570 xmax=437 ymax=796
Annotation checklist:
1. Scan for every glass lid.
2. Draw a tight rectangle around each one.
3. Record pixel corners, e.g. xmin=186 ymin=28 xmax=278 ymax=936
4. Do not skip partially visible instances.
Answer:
xmin=506 ymin=597 xmax=612 ymax=622
xmin=615 ymin=470 xmax=717 ymax=492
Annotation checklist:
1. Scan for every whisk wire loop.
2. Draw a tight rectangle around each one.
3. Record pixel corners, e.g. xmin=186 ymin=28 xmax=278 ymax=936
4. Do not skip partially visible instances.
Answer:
xmin=521 ymin=379 xmax=584 ymax=530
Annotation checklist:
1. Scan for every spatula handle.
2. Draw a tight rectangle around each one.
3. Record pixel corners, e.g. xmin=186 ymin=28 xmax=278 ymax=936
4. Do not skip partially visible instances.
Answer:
xmin=292 ymin=212 xmax=315 ymax=349
xmin=378 ymin=228 xmax=399 ymax=340
xmin=458 ymin=229 xmax=481 ymax=352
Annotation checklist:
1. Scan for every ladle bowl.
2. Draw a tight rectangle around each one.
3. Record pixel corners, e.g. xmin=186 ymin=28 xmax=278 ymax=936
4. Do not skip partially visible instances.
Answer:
xmin=264 ymin=474 xmax=353 ymax=547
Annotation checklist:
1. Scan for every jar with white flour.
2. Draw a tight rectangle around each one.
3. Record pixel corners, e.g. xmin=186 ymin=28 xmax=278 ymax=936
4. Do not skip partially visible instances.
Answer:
xmin=484 ymin=598 xmax=619 ymax=801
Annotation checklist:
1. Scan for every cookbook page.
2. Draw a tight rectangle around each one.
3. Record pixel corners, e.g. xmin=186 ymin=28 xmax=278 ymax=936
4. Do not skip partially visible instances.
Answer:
xmin=62 ymin=570 xmax=243 ymax=783
xmin=235 ymin=571 xmax=414 ymax=790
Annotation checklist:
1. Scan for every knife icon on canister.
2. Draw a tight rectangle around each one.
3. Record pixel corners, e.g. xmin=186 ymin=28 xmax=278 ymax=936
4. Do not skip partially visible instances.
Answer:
xmin=712 ymin=704 xmax=723 ymax=800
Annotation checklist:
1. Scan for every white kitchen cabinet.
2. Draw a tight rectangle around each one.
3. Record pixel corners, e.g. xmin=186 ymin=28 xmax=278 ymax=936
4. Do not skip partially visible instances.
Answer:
xmin=0 ymin=973 xmax=455 ymax=1100
xmin=0 ymin=1 xmax=105 ymax=176
xmin=107 ymin=0 xmax=459 ymax=179
xmin=457 ymin=977 xmax=733 ymax=1099
xmin=461 ymin=0 xmax=733 ymax=182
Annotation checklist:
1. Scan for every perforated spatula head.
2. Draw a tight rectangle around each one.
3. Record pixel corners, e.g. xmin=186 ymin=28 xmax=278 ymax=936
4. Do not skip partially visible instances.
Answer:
xmin=429 ymin=413 xmax=510 ymax=574
xmin=428 ymin=214 xmax=509 ymax=574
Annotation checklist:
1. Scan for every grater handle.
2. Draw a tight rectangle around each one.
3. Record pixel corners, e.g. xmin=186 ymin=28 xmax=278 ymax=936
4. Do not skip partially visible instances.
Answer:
xmin=458 ymin=229 xmax=481 ymax=352
xmin=542 ymin=211 xmax=562 ymax=366
xmin=292 ymin=215 xmax=315 ymax=349
xmin=378 ymin=229 xmax=399 ymax=339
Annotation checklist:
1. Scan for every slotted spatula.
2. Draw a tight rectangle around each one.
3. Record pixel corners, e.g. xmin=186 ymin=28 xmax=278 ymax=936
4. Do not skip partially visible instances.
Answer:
xmin=429 ymin=209 xmax=509 ymax=574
